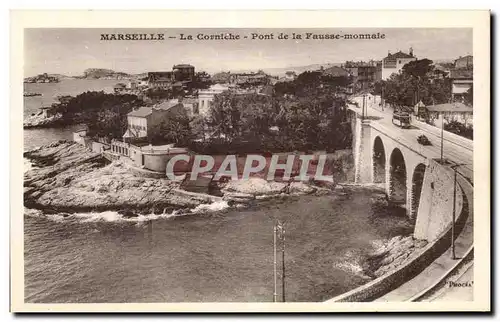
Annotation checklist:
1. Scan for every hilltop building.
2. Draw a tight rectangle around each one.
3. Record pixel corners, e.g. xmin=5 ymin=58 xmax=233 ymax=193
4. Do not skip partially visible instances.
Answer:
xmin=454 ymin=55 xmax=473 ymax=69
xmin=229 ymin=71 xmax=269 ymax=86
xmin=343 ymin=60 xmax=380 ymax=89
xmin=173 ymin=64 xmax=195 ymax=82
xmin=198 ymin=84 xmax=230 ymax=115
xmin=113 ymin=83 xmax=127 ymax=94
xmin=284 ymin=71 xmax=297 ymax=81
xmin=148 ymin=72 xmax=174 ymax=89
xmin=449 ymin=55 xmax=473 ymax=103
xmin=381 ymin=48 xmax=417 ymax=80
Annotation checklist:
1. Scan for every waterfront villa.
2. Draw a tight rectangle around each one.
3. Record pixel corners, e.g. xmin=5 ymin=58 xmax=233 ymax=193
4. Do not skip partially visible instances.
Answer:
xmin=122 ymin=100 xmax=188 ymax=142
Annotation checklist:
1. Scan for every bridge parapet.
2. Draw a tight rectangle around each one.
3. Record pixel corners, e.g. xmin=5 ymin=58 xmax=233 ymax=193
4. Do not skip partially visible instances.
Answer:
xmin=351 ymin=111 xmax=465 ymax=241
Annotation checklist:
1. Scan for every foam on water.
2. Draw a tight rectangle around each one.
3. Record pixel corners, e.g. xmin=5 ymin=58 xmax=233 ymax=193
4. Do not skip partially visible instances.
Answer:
xmin=72 ymin=209 xmax=186 ymax=223
xmin=27 ymin=200 xmax=232 ymax=224
xmin=46 ymin=214 xmax=65 ymax=222
xmin=333 ymin=249 xmax=372 ymax=280
xmin=24 ymin=208 xmax=43 ymax=218
xmin=191 ymin=200 xmax=230 ymax=214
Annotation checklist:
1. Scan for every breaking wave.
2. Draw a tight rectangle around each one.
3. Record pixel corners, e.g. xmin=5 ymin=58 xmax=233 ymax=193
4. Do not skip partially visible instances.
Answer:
xmin=73 ymin=209 xmax=186 ymax=223
xmin=25 ymin=200 xmax=232 ymax=224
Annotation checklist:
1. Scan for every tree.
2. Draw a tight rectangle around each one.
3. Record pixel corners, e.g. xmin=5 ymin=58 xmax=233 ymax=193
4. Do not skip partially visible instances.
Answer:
xmin=207 ymin=91 xmax=242 ymax=142
xmin=51 ymin=91 xmax=144 ymax=138
xmin=149 ymin=115 xmax=192 ymax=146
xmin=382 ymin=59 xmax=451 ymax=108
xmin=401 ymin=59 xmax=434 ymax=79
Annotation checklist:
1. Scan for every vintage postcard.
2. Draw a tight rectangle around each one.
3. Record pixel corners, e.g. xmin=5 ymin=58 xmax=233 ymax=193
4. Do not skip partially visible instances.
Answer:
xmin=10 ymin=10 xmax=490 ymax=312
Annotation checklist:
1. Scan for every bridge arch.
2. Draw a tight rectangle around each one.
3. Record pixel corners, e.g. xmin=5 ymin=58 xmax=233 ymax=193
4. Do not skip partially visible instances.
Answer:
xmin=372 ymin=136 xmax=386 ymax=183
xmin=410 ymin=163 xmax=426 ymax=219
xmin=389 ymin=148 xmax=407 ymax=206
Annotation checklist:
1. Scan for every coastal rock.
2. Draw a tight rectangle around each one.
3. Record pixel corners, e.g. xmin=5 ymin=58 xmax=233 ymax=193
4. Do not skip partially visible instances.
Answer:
xmin=222 ymin=177 xmax=318 ymax=197
xmin=222 ymin=178 xmax=287 ymax=196
xmin=289 ymin=181 xmax=316 ymax=194
xmin=24 ymin=141 xmax=205 ymax=213
xmin=23 ymin=113 xmax=62 ymax=128
xmin=363 ymin=235 xmax=428 ymax=278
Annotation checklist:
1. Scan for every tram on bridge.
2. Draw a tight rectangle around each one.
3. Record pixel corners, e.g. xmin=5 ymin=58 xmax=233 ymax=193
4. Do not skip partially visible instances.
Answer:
xmin=392 ymin=111 xmax=411 ymax=128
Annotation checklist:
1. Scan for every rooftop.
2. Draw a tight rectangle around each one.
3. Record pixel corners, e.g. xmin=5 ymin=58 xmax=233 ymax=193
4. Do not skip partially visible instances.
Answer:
xmin=128 ymin=106 xmax=152 ymax=118
xmin=425 ymin=102 xmax=473 ymax=113
xmin=384 ymin=51 xmax=414 ymax=60
xmin=154 ymin=100 xmax=182 ymax=111
xmin=322 ymin=66 xmax=350 ymax=77
xmin=173 ymin=64 xmax=194 ymax=69
xmin=450 ymin=69 xmax=473 ymax=79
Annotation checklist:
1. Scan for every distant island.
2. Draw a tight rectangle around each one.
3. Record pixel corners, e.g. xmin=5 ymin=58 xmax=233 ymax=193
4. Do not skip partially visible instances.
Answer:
xmin=24 ymin=73 xmax=61 ymax=83
xmin=75 ymin=68 xmax=133 ymax=80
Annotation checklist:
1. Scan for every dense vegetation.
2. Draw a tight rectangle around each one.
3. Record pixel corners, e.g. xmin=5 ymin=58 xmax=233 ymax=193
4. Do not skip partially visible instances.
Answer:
xmin=52 ymin=91 xmax=144 ymax=138
xmin=51 ymin=70 xmax=352 ymax=153
xmin=375 ymin=59 xmax=452 ymax=107
xmin=190 ymin=72 xmax=352 ymax=154
xmin=444 ymin=120 xmax=473 ymax=140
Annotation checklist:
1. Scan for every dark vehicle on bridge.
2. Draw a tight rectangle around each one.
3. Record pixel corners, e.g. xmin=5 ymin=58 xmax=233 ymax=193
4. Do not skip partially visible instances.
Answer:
xmin=392 ymin=112 xmax=411 ymax=128
xmin=417 ymin=134 xmax=432 ymax=146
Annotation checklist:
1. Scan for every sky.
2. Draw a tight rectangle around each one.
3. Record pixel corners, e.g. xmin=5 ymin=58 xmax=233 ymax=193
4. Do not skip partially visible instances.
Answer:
xmin=24 ymin=28 xmax=472 ymax=77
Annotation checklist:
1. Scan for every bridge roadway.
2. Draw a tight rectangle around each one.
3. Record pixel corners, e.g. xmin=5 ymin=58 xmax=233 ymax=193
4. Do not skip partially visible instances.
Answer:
xmin=348 ymin=101 xmax=473 ymax=183
xmin=348 ymin=98 xmax=474 ymax=302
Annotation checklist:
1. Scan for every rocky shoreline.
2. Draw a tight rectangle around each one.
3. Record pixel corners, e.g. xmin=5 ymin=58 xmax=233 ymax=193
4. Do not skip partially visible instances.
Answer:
xmin=24 ymin=141 xmax=323 ymax=216
xmin=23 ymin=113 xmax=64 ymax=129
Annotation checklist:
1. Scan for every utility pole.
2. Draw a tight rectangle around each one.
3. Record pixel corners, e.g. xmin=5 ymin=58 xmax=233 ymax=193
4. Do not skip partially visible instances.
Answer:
xmin=273 ymin=223 xmax=278 ymax=302
xmin=281 ymin=223 xmax=286 ymax=303
xmin=381 ymin=86 xmax=384 ymax=111
xmin=451 ymin=166 xmax=457 ymax=260
xmin=440 ymin=115 xmax=444 ymax=164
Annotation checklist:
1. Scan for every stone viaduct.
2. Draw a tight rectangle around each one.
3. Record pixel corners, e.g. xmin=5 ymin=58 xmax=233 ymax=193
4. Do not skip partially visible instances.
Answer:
xmin=349 ymin=110 xmax=464 ymax=242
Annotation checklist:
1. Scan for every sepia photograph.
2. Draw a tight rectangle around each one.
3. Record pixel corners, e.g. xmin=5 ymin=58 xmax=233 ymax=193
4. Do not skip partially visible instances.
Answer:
xmin=10 ymin=10 xmax=490 ymax=312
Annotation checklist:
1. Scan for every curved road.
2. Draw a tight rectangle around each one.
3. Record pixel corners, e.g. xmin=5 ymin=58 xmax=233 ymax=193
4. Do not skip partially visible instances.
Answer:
xmin=348 ymin=98 xmax=473 ymax=183
xmin=349 ymin=95 xmax=474 ymax=302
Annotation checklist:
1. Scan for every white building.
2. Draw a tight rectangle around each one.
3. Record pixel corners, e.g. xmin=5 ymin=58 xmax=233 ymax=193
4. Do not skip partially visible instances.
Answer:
xmin=198 ymin=84 xmax=229 ymax=115
xmin=381 ymin=49 xmax=417 ymax=80
xmin=424 ymin=102 xmax=473 ymax=127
